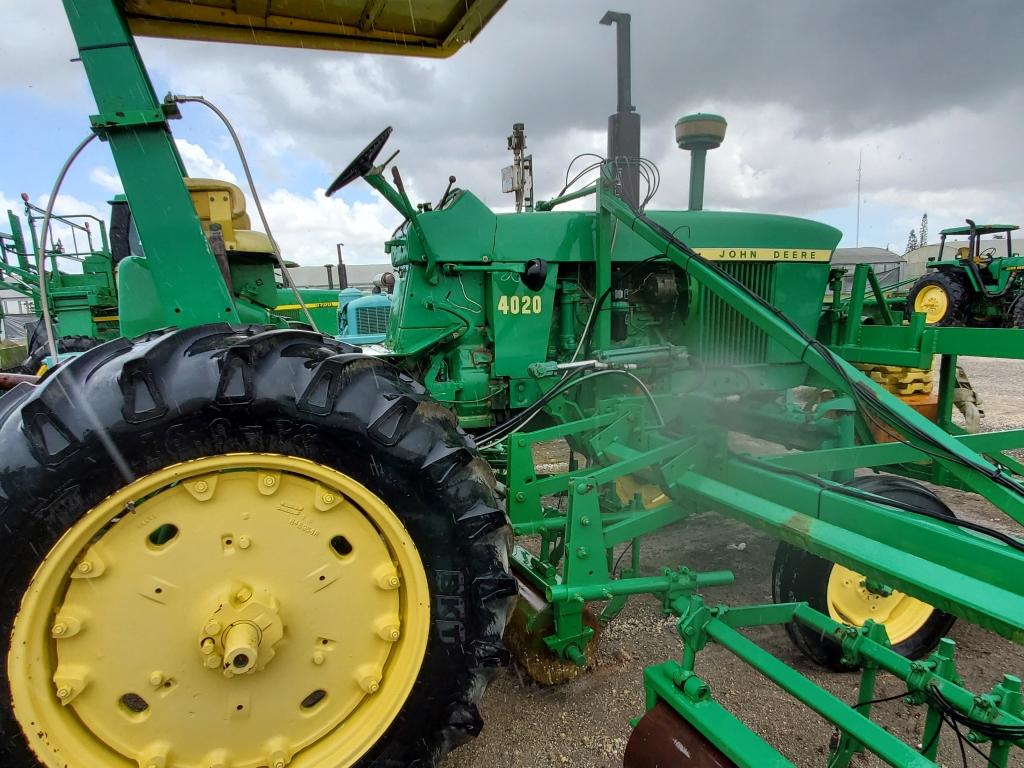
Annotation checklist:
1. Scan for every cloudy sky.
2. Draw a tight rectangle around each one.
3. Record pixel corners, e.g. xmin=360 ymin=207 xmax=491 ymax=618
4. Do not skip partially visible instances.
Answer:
xmin=2 ymin=0 xmax=1022 ymax=265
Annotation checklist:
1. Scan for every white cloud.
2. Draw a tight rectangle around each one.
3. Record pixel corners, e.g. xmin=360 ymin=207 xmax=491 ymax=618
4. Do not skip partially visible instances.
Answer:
xmin=175 ymin=139 xmax=239 ymax=184
xmin=259 ymin=187 xmax=400 ymax=266
xmin=89 ymin=166 xmax=123 ymax=194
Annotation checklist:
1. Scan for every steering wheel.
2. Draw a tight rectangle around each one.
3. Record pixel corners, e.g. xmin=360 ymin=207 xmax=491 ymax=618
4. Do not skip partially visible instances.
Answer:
xmin=325 ymin=126 xmax=392 ymax=197
xmin=979 ymin=246 xmax=997 ymax=263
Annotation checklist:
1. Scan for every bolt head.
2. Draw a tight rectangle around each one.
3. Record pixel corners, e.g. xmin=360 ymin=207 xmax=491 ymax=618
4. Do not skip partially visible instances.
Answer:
xmin=360 ymin=676 xmax=381 ymax=694
xmin=312 ymin=651 xmax=326 ymax=666
xmin=56 ymin=687 xmax=71 ymax=700
xmin=238 ymin=536 xmax=251 ymax=550
xmin=149 ymin=672 xmax=164 ymax=686
xmin=262 ymin=476 xmax=276 ymax=487
xmin=205 ymin=621 xmax=222 ymax=636
xmin=206 ymin=654 xmax=223 ymax=669
xmin=195 ymin=480 xmax=209 ymax=493
xmin=52 ymin=622 xmax=67 ymax=636
xmin=322 ymin=494 xmax=335 ymax=505
xmin=201 ymin=638 xmax=217 ymax=655
xmin=77 ymin=561 xmax=93 ymax=574
xmin=236 ymin=587 xmax=253 ymax=602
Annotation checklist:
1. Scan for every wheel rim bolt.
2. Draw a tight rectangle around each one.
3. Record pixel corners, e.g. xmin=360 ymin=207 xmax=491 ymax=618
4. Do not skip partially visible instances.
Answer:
xmin=322 ymin=493 xmax=335 ymax=504
xmin=238 ymin=536 xmax=251 ymax=550
xmin=201 ymin=638 xmax=217 ymax=655
xmin=195 ymin=480 xmax=209 ymax=493
xmin=78 ymin=561 xmax=93 ymax=574
xmin=206 ymin=654 xmax=223 ymax=669
xmin=205 ymin=620 xmax=222 ymax=636
xmin=263 ymin=476 xmax=276 ymax=488
xmin=149 ymin=671 xmax=164 ymax=686
xmin=52 ymin=622 xmax=67 ymax=636
xmin=56 ymin=687 xmax=71 ymax=700
xmin=312 ymin=651 xmax=326 ymax=665
xmin=360 ymin=675 xmax=381 ymax=694
xmin=236 ymin=587 xmax=253 ymax=602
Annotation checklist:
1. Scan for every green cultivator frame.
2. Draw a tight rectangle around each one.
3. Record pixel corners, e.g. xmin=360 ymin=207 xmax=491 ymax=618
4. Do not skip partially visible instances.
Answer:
xmin=1 ymin=2 xmax=1023 ymax=768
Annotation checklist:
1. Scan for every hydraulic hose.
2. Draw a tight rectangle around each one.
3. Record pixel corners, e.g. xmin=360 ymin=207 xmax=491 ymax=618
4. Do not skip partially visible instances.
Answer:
xmin=36 ymin=132 xmax=98 ymax=363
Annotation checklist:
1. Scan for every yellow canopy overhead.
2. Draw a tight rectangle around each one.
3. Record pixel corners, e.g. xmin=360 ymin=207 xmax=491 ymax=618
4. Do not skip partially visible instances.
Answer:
xmin=123 ymin=0 xmax=506 ymax=57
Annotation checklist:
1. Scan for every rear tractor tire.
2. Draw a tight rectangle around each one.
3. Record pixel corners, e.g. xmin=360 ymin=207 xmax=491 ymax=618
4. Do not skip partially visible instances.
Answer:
xmin=1010 ymin=294 xmax=1024 ymax=328
xmin=772 ymin=476 xmax=956 ymax=671
xmin=905 ymin=271 xmax=971 ymax=327
xmin=0 ymin=325 xmax=516 ymax=768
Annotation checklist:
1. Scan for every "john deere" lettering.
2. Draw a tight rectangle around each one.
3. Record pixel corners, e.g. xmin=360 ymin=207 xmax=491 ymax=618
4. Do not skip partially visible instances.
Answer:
xmin=694 ymin=246 xmax=831 ymax=263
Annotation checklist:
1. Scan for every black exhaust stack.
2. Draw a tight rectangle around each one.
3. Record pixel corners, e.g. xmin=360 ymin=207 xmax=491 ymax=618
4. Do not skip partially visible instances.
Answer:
xmin=601 ymin=11 xmax=641 ymax=209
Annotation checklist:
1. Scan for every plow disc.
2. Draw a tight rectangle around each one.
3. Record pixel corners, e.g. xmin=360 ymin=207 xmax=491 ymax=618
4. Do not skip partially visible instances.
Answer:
xmin=624 ymin=702 xmax=736 ymax=768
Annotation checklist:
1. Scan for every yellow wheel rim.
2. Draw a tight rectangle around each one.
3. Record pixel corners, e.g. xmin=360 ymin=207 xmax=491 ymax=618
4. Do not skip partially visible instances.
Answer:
xmin=914 ymin=284 xmax=950 ymax=324
xmin=826 ymin=564 xmax=934 ymax=645
xmin=9 ymin=453 xmax=430 ymax=768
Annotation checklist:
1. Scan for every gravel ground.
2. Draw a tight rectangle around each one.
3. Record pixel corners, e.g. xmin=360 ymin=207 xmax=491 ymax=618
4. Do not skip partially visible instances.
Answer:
xmin=444 ymin=357 xmax=1024 ymax=768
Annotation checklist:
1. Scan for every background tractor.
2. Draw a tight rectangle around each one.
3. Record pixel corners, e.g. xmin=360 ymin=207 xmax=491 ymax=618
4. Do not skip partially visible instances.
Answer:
xmin=0 ymin=195 xmax=120 ymax=371
xmin=906 ymin=220 xmax=1024 ymax=327
xmin=2 ymin=3 xmax=1024 ymax=768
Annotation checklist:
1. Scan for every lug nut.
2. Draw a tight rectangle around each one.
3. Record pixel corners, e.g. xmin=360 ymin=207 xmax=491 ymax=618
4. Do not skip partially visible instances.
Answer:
xmin=195 ymin=480 xmax=209 ymax=493
xmin=77 ymin=561 xmax=93 ymax=575
xmin=236 ymin=586 xmax=253 ymax=603
xmin=322 ymin=493 xmax=336 ymax=505
xmin=149 ymin=671 xmax=164 ymax=686
xmin=376 ymin=569 xmax=401 ymax=590
xmin=238 ymin=536 xmax=251 ymax=550
xmin=52 ymin=622 xmax=67 ymax=637
xmin=360 ymin=675 xmax=381 ymax=694
xmin=312 ymin=651 xmax=326 ymax=665
xmin=206 ymin=654 xmax=223 ymax=669
xmin=201 ymin=638 xmax=217 ymax=655
xmin=262 ymin=476 xmax=276 ymax=487
xmin=205 ymin=621 xmax=222 ymax=636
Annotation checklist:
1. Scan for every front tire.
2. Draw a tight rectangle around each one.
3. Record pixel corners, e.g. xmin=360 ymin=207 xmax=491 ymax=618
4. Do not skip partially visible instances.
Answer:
xmin=0 ymin=325 xmax=515 ymax=768
xmin=772 ymin=476 xmax=957 ymax=671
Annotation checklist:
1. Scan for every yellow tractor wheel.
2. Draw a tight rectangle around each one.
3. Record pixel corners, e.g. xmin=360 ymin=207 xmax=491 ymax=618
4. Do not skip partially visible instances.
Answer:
xmin=772 ymin=476 xmax=956 ymax=670
xmin=0 ymin=326 xmax=515 ymax=768
xmin=905 ymin=271 xmax=971 ymax=327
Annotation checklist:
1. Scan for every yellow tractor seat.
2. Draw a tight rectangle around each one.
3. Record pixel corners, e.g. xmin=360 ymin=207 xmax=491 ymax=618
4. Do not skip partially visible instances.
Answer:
xmin=184 ymin=177 xmax=274 ymax=255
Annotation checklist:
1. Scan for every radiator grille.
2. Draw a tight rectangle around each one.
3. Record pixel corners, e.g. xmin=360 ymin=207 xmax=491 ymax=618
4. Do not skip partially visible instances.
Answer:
xmin=696 ymin=262 xmax=776 ymax=365
xmin=356 ymin=305 xmax=390 ymax=335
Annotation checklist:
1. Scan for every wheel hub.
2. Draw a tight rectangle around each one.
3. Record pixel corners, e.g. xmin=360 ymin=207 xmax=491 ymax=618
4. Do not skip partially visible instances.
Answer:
xmin=915 ymin=284 xmax=949 ymax=324
xmin=198 ymin=587 xmax=284 ymax=677
xmin=826 ymin=564 xmax=934 ymax=644
xmin=9 ymin=454 xmax=430 ymax=768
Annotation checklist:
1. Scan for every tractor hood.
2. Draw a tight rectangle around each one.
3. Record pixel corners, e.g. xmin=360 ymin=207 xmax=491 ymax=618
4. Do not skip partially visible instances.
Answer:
xmin=122 ymin=0 xmax=505 ymax=57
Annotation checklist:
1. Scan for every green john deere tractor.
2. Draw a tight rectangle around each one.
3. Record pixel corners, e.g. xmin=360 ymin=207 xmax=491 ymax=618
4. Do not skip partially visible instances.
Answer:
xmin=905 ymin=220 xmax=1024 ymax=327
xmin=2 ymin=3 xmax=1024 ymax=768
xmin=0 ymin=195 xmax=121 ymax=372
